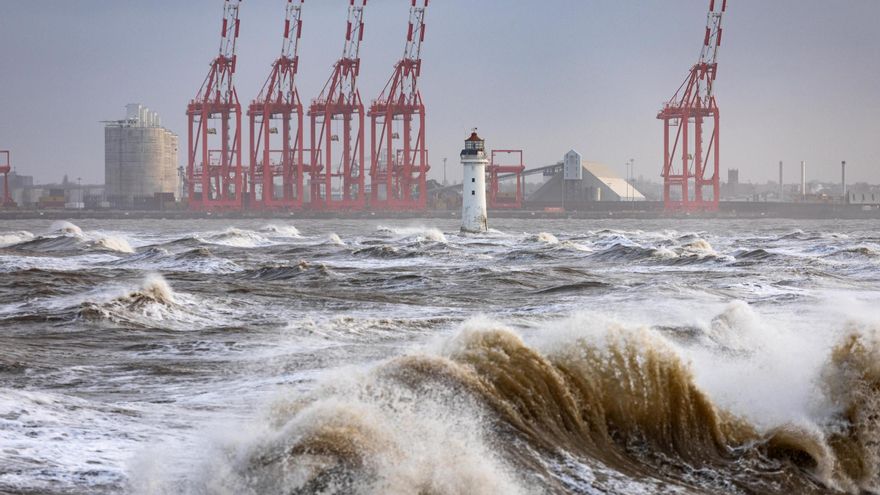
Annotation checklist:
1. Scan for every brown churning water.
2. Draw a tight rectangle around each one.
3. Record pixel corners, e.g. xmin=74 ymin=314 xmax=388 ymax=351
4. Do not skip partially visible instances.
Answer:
xmin=1 ymin=219 xmax=879 ymax=494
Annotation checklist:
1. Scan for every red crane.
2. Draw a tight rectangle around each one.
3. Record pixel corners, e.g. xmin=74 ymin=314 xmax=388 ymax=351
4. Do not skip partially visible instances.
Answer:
xmin=186 ymin=0 xmax=243 ymax=211
xmin=308 ymin=0 xmax=367 ymax=211
xmin=487 ymin=150 xmax=526 ymax=209
xmin=657 ymin=0 xmax=726 ymax=211
xmin=0 ymin=151 xmax=15 ymax=207
xmin=248 ymin=0 xmax=305 ymax=210
xmin=369 ymin=0 xmax=429 ymax=210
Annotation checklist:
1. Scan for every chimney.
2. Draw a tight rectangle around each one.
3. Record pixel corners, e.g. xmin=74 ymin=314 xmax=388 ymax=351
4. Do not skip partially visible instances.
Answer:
xmin=800 ymin=161 xmax=807 ymax=199
xmin=779 ymin=161 xmax=783 ymax=202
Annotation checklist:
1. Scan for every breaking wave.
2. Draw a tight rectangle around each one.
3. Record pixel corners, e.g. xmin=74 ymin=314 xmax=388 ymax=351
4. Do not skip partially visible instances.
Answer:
xmin=94 ymin=235 xmax=135 ymax=254
xmin=157 ymin=314 xmax=880 ymax=494
xmin=261 ymin=224 xmax=302 ymax=238
xmin=534 ymin=232 xmax=560 ymax=244
xmin=49 ymin=220 xmax=83 ymax=236
xmin=241 ymin=260 xmax=332 ymax=281
xmin=327 ymin=233 xmax=346 ymax=246
xmin=78 ymin=274 xmax=214 ymax=329
xmin=377 ymin=225 xmax=448 ymax=243
xmin=0 ymin=230 xmax=35 ymax=247
xmin=352 ymin=245 xmax=420 ymax=259
xmin=7 ymin=222 xmax=135 ymax=254
xmin=201 ymin=228 xmax=273 ymax=248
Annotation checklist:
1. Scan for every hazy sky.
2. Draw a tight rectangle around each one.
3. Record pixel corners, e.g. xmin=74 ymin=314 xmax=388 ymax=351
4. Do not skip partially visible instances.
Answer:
xmin=1 ymin=0 xmax=878 ymax=185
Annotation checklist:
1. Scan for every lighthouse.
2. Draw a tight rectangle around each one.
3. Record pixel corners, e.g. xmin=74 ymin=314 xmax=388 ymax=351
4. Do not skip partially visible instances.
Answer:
xmin=460 ymin=129 xmax=489 ymax=233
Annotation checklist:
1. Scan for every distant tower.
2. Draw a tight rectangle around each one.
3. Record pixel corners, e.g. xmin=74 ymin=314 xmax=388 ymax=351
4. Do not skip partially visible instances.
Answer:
xmin=801 ymin=161 xmax=807 ymax=199
xmin=778 ymin=161 xmax=783 ymax=202
xmin=460 ymin=130 xmax=488 ymax=233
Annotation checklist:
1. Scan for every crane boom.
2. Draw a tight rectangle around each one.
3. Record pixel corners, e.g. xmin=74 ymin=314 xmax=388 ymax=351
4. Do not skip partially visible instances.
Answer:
xmin=342 ymin=0 xmax=366 ymax=63
xmin=400 ymin=0 xmax=427 ymax=101
xmin=315 ymin=0 xmax=366 ymax=106
xmin=281 ymin=0 xmax=304 ymax=62
xmin=196 ymin=0 xmax=241 ymax=104
xmin=256 ymin=0 xmax=303 ymax=106
xmin=696 ymin=0 xmax=726 ymax=105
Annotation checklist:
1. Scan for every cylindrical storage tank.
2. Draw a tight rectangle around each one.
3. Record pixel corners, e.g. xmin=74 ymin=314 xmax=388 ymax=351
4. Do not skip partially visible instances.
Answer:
xmin=105 ymin=125 xmax=180 ymax=208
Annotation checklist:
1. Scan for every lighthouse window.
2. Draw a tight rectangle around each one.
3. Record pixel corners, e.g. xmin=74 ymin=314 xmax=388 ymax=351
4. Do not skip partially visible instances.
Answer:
xmin=471 ymin=178 xmax=475 ymax=183
xmin=471 ymin=191 xmax=475 ymax=195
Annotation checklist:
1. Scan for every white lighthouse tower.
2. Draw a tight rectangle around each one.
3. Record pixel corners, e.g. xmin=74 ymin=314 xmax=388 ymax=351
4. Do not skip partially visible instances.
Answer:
xmin=460 ymin=129 xmax=489 ymax=233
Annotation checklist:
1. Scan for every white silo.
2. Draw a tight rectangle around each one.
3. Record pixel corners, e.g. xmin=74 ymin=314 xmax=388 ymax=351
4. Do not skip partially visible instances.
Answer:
xmin=105 ymin=104 xmax=179 ymax=208
xmin=460 ymin=130 xmax=489 ymax=233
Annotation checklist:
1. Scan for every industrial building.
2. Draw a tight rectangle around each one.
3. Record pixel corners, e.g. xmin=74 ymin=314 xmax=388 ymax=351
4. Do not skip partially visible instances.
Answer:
xmin=104 ymin=104 xmax=179 ymax=209
xmin=528 ymin=151 xmax=646 ymax=208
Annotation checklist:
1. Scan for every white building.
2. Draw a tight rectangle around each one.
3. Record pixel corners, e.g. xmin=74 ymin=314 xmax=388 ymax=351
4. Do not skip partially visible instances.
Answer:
xmin=460 ymin=130 xmax=489 ymax=232
xmin=104 ymin=104 xmax=179 ymax=209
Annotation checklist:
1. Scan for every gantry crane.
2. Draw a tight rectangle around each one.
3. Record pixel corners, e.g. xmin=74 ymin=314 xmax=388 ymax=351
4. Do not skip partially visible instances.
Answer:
xmin=248 ymin=0 xmax=305 ymax=210
xmin=369 ymin=0 xmax=429 ymax=210
xmin=308 ymin=0 xmax=367 ymax=210
xmin=186 ymin=0 xmax=243 ymax=211
xmin=487 ymin=150 xmax=526 ymax=209
xmin=657 ymin=0 xmax=727 ymax=211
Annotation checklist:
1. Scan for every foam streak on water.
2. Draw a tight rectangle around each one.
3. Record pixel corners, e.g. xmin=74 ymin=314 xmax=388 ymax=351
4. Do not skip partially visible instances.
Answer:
xmin=0 ymin=218 xmax=879 ymax=494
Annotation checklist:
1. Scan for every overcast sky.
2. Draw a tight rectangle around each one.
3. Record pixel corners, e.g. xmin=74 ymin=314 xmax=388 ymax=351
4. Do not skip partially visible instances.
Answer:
xmin=1 ymin=0 xmax=878 ymax=185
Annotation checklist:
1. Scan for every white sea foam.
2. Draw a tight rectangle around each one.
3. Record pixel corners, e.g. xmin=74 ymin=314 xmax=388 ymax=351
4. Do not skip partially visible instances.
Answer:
xmin=327 ymin=233 xmax=346 ymax=246
xmin=94 ymin=235 xmax=135 ymax=254
xmin=0 ymin=231 xmax=34 ymax=247
xmin=49 ymin=221 xmax=83 ymax=237
xmin=261 ymin=224 xmax=301 ymax=238
xmin=202 ymin=228 xmax=273 ymax=248
xmin=536 ymin=232 xmax=559 ymax=244
xmin=378 ymin=225 xmax=448 ymax=243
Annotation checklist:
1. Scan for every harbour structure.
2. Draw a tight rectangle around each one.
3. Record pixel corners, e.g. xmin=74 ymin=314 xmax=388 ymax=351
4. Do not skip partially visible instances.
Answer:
xmin=248 ymin=0 xmax=306 ymax=210
xmin=308 ymin=0 xmax=368 ymax=210
xmin=487 ymin=149 xmax=525 ymax=209
xmin=186 ymin=0 xmax=243 ymax=211
xmin=460 ymin=130 xmax=489 ymax=233
xmin=369 ymin=0 xmax=430 ymax=210
xmin=104 ymin=104 xmax=179 ymax=209
xmin=658 ymin=0 xmax=726 ymax=211
xmin=528 ymin=151 xmax=646 ymax=208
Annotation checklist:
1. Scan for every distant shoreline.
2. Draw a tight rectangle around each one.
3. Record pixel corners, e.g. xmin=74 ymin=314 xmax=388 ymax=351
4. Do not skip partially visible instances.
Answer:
xmin=0 ymin=202 xmax=878 ymax=221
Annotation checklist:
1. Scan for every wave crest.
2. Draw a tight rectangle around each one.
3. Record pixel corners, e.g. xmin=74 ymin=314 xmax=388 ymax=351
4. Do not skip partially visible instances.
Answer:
xmin=0 ymin=230 xmax=35 ymax=247
xmin=819 ymin=326 xmax=880 ymax=492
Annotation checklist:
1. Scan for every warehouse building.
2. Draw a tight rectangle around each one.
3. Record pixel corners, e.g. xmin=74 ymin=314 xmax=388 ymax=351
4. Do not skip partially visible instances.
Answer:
xmin=528 ymin=150 xmax=646 ymax=207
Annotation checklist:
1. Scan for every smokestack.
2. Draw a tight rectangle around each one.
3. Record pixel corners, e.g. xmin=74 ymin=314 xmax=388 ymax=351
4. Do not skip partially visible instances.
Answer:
xmin=800 ymin=161 xmax=807 ymax=199
xmin=841 ymin=161 xmax=847 ymax=203
xmin=778 ymin=161 xmax=783 ymax=202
